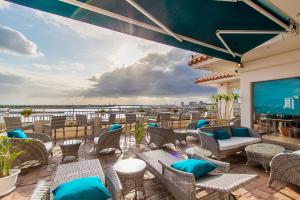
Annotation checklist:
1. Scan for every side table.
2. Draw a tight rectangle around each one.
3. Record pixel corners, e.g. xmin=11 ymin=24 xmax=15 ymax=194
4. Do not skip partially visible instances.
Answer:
xmin=59 ymin=140 xmax=82 ymax=162
xmin=113 ymin=158 xmax=146 ymax=199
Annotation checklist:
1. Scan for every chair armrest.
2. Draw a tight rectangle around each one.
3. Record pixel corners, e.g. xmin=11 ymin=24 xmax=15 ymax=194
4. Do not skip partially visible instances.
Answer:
xmin=199 ymin=131 xmax=219 ymax=156
xmin=192 ymin=154 xmax=230 ymax=173
xmin=27 ymin=132 xmax=52 ymax=143
xmin=30 ymin=180 xmax=50 ymax=200
xmin=186 ymin=122 xmax=197 ymax=130
xmin=105 ymin=167 xmax=123 ymax=200
xmin=247 ymin=128 xmax=261 ymax=138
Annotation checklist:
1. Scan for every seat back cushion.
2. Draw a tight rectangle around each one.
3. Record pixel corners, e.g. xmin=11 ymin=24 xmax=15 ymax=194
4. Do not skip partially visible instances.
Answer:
xmin=195 ymin=119 xmax=209 ymax=129
xmin=171 ymin=159 xmax=216 ymax=179
xmin=213 ymin=129 xmax=230 ymax=140
xmin=7 ymin=128 xmax=28 ymax=139
xmin=52 ymin=176 xmax=111 ymax=200
xmin=231 ymin=127 xmax=250 ymax=137
xmin=108 ymin=124 xmax=122 ymax=132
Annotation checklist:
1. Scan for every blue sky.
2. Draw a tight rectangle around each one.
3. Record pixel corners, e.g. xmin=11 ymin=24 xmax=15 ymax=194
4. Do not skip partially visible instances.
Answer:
xmin=0 ymin=1 xmax=214 ymax=105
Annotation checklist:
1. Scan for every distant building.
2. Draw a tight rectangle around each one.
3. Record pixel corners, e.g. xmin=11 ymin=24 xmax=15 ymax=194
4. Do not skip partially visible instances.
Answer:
xmin=181 ymin=102 xmax=184 ymax=107
xmin=189 ymin=102 xmax=197 ymax=106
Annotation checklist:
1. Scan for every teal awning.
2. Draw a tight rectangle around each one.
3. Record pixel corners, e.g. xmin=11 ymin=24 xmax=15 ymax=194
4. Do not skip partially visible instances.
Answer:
xmin=6 ymin=0 xmax=290 ymax=63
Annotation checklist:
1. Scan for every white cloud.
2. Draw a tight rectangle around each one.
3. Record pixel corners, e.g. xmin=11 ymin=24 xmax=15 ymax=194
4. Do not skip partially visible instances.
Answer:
xmin=0 ymin=25 xmax=42 ymax=57
xmin=0 ymin=1 xmax=10 ymax=9
xmin=31 ymin=61 xmax=86 ymax=71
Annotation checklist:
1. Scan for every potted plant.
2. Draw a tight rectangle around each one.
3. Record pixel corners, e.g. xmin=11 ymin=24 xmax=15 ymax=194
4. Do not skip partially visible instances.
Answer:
xmin=20 ymin=109 xmax=32 ymax=118
xmin=0 ymin=136 xmax=23 ymax=196
xmin=130 ymin=120 xmax=146 ymax=154
xmin=172 ymin=107 xmax=178 ymax=114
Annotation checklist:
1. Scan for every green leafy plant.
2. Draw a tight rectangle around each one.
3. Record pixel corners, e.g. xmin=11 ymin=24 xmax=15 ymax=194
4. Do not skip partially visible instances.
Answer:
xmin=20 ymin=109 xmax=32 ymax=117
xmin=138 ymin=107 xmax=145 ymax=113
xmin=134 ymin=123 xmax=144 ymax=147
xmin=0 ymin=136 xmax=23 ymax=177
xmin=172 ymin=107 xmax=178 ymax=114
xmin=99 ymin=109 xmax=106 ymax=113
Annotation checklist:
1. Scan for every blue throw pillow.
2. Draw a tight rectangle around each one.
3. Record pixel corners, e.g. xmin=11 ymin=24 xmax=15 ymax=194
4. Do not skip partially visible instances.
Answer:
xmin=7 ymin=128 xmax=28 ymax=139
xmin=171 ymin=159 xmax=216 ymax=179
xmin=108 ymin=124 xmax=122 ymax=132
xmin=195 ymin=119 xmax=209 ymax=129
xmin=147 ymin=123 xmax=158 ymax=127
xmin=213 ymin=129 xmax=230 ymax=140
xmin=52 ymin=176 xmax=111 ymax=200
xmin=232 ymin=127 xmax=250 ymax=137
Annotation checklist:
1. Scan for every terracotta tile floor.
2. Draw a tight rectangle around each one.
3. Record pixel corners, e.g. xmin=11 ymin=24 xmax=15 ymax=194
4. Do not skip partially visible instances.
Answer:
xmin=2 ymin=136 xmax=300 ymax=200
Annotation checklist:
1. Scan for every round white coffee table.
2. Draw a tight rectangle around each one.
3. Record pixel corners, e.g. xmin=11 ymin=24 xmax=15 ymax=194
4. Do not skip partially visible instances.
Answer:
xmin=113 ymin=158 xmax=146 ymax=199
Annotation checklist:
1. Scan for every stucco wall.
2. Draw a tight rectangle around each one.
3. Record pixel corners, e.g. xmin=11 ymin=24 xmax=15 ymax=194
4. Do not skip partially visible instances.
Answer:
xmin=240 ymin=48 xmax=300 ymax=128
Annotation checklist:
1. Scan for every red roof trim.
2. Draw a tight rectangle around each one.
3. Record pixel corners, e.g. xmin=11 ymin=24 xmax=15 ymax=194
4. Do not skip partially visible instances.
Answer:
xmin=195 ymin=73 xmax=236 ymax=84
xmin=188 ymin=55 xmax=213 ymax=66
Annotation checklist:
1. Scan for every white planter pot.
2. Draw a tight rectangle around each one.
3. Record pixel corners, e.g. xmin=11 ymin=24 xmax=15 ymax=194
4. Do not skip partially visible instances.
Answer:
xmin=0 ymin=169 xmax=21 ymax=197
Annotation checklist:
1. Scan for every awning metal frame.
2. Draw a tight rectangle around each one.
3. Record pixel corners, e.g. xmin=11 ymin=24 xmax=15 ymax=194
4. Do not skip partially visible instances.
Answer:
xmin=216 ymin=30 xmax=286 ymax=57
xmin=59 ymin=0 xmax=294 ymax=61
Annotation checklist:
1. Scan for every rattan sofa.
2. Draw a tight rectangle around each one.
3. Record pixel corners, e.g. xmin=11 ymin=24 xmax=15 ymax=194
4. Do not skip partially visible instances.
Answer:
xmin=269 ymin=150 xmax=300 ymax=186
xmin=30 ymin=159 xmax=122 ymax=200
xmin=93 ymin=127 xmax=123 ymax=154
xmin=11 ymin=132 xmax=53 ymax=166
xmin=199 ymin=126 xmax=261 ymax=160
xmin=138 ymin=150 xmax=257 ymax=200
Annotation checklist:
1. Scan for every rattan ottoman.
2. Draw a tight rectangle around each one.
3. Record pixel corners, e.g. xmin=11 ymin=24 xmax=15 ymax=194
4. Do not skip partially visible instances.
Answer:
xmin=245 ymin=143 xmax=285 ymax=172
xmin=59 ymin=140 xmax=82 ymax=161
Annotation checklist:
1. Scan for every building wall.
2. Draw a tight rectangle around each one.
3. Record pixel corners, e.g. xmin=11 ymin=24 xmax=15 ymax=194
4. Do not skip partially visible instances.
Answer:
xmin=240 ymin=48 xmax=300 ymax=127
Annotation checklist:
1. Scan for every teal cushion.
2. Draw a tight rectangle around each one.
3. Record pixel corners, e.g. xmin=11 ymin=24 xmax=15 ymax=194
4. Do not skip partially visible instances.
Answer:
xmin=231 ymin=127 xmax=250 ymax=137
xmin=213 ymin=129 xmax=230 ymax=140
xmin=108 ymin=124 xmax=122 ymax=132
xmin=52 ymin=176 xmax=111 ymax=200
xmin=7 ymin=129 xmax=28 ymax=139
xmin=171 ymin=159 xmax=216 ymax=179
xmin=147 ymin=123 xmax=158 ymax=127
xmin=195 ymin=119 xmax=209 ymax=129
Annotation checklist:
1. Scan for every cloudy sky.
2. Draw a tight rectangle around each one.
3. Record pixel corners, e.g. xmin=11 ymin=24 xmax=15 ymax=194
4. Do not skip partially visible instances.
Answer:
xmin=0 ymin=1 xmax=215 ymax=105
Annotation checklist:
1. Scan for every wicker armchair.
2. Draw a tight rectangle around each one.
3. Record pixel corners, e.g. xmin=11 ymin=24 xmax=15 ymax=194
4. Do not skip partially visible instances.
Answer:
xmin=4 ymin=116 xmax=33 ymax=131
xmin=186 ymin=121 xmax=209 ymax=141
xmin=138 ymin=150 xmax=257 ymax=200
xmin=269 ymin=150 xmax=300 ymax=186
xmin=148 ymin=126 xmax=176 ymax=149
xmin=199 ymin=126 xmax=261 ymax=160
xmin=11 ymin=132 xmax=52 ymax=166
xmin=30 ymin=159 xmax=123 ymax=200
xmin=43 ymin=116 xmax=66 ymax=144
xmin=93 ymin=127 xmax=123 ymax=154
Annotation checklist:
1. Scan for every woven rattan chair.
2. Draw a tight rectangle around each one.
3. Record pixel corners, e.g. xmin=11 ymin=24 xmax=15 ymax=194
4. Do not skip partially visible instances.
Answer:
xmin=93 ymin=127 xmax=123 ymax=154
xmin=148 ymin=126 xmax=176 ymax=149
xmin=101 ymin=113 xmax=116 ymax=127
xmin=159 ymin=112 xmax=171 ymax=128
xmin=190 ymin=111 xmax=201 ymax=122
xmin=269 ymin=150 xmax=300 ymax=186
xmin=11 ymin=132 xmax=53 ymax=166
xmin=43 ymin=116 xmax=66 ymax=144
xmin=4 ymin=116 xmax=33 ymax=131
xmin=30 ymin=159 xmax=123 ymax=200
xmin=199 ymin=126 xmax=261 ymax=160
xmin=186 ymin=120 xmax=210 ymax=141
xmin=75 ymin=114 xmax=89 ymax=141
xmin=138 ymin=150 xmax=257 ymax=200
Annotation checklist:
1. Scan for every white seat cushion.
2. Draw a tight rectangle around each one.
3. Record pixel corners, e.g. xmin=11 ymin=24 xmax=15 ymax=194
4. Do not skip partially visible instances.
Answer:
xmin=218 ymin=137 xmax=261 ymax=151
xmin=187 ymin=129 xmax=198 ymax=134
xmin=94 ymin=137 xmax=99 ymax=144
xmin=293 ymin=150 xmax=300 ymax=155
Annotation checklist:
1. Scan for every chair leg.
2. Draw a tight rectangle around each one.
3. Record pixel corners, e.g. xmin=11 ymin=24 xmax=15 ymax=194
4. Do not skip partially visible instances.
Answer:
xmin=75 ymin=126 xmax=78 ymax=139
xmin=54 ymin=129 xmax=57 ymax=145
xmin=63 ymin=128 xmax=65 ymax=141
xmin=84 ymin=126 xmax=87 ymax=142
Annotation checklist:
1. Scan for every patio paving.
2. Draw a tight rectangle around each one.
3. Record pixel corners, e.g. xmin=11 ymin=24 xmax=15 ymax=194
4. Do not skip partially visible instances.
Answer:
xmin=2 ymin=136 xmax=300 ymax=200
